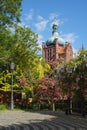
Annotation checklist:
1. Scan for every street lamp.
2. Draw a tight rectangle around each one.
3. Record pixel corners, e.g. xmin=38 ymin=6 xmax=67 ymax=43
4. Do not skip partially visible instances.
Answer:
xmin=10 ymin=61 xmax=15 ymax=110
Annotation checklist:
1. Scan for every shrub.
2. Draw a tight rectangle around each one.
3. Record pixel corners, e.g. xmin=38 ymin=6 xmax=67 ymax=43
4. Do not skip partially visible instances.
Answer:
xmin=0 ymin=104 xmax=9 ymax=110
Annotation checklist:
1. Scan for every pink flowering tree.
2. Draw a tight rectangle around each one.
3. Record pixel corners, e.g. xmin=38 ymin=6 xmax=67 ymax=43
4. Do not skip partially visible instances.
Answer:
xmin=35 ymin=77 xmax=62 ymax=111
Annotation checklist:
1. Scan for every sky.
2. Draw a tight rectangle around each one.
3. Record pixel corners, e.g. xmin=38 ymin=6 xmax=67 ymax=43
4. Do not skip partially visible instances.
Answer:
xmin=21 ymin=0 xmax=87 ymax=52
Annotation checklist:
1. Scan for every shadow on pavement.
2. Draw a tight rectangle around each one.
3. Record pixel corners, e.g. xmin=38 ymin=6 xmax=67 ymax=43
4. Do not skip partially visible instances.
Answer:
xmin=0 ymin=111 xmax=87 ymax=130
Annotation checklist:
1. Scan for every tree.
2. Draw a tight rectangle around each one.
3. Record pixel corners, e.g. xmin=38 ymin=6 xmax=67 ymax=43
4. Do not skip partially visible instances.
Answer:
xmin=10 ymin=25 xmax=40 ymax=69
xmin=35 ymin=77 xmax=62 ymax=111
xmin=0 ymin=0 xmax=22 ymax=68
xmin=74 ymin=49 xmax=87 ymax=100
xmin=0 ymin=0 xmax=22 ymax=27
xmin=53 ymin=48 xmax=87 ymax=114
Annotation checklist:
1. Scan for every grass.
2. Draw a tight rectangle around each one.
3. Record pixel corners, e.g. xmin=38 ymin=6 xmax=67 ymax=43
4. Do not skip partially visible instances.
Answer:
xmin=0 ymin=104 xmax=9 ymax=111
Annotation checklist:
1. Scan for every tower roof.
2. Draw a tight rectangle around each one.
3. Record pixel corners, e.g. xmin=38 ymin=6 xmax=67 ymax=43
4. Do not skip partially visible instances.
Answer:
xmin=46 ymin=20 xmax=66 ymax=46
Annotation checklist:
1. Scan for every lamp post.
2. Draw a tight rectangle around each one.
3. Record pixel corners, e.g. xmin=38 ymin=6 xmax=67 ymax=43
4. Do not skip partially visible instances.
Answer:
xmin=10 ymin=61 xmax=15 ymax=110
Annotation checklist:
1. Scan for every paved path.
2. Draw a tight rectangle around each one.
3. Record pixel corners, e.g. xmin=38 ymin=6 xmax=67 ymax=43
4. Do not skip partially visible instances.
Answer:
xmin=0 ymin=111 xmax=87 ymax=130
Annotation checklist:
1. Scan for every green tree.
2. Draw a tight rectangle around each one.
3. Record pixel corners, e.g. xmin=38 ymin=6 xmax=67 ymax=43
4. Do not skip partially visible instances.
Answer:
xmin=11 ymin=25 xmax=40 ymax=70
xmin=0 ymin=0 xmax=22 ymax=68
xmin=0 ymin=0 xmax=22 ymax=27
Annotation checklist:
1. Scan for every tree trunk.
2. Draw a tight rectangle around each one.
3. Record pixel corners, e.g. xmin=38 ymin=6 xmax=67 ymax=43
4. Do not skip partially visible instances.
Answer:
xmin=52 ymin=102 xmax=55 ymax=111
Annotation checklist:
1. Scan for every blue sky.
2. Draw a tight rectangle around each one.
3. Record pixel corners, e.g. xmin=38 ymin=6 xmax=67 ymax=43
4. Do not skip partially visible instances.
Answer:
xmin=21 ymin=0 xmax=87 ymax=52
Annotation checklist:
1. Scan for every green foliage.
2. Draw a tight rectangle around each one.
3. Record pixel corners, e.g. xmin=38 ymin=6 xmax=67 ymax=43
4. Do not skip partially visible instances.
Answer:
xmin=0 ymin=0 xmax=51 ymax=100
xmin=0 ymin=0 xmax=22 ymax=67
xmin=0 ymin=0 xmax=22 ymax=27
xmin=0 ymin=22 xmax=41 ymax=93
xmin=40 ymin=58 xmax=50 ymax=75
xmin=55 ymin=48 xmax=87 ymax=101
xmin=0 ymin=104 xmax=9 ymax=110
xmin=0 ymin=28 xmax=12 ymax=65
xmin=73 ymin=90 xmax=84 ymax=102
xmin=10 ymin=26 xmax=40 ymax=70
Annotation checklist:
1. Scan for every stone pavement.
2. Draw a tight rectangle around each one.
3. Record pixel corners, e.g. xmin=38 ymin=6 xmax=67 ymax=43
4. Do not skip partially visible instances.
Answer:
xmin=0 ymin=111 xmax=87 ymax=130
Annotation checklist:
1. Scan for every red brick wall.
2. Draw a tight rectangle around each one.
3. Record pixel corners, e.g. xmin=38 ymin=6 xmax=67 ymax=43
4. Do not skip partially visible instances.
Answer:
xmin=42 ymin=42 xmax=73 ymax=63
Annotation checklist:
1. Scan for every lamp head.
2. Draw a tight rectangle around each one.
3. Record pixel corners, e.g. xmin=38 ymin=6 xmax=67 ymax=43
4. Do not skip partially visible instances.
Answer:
xmin=10 ymin=62 xmax=15 ymax=70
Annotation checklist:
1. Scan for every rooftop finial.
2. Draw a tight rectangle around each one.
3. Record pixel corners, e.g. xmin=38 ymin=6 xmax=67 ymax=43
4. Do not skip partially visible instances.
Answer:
xmin=82 ymin=42 xmax=84 ymax=50
xmin=54 ymin=15 xmax=57 ymax=23
xmin=54 ymin=15 xmax=57 ymax=22
xmin=53 ymin=15 xmax=58 ymax=26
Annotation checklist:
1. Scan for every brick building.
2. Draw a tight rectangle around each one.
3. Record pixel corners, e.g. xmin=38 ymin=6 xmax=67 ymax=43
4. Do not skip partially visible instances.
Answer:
xmin=42 ymin=21 xmax=73 ymax=63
